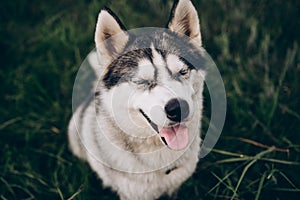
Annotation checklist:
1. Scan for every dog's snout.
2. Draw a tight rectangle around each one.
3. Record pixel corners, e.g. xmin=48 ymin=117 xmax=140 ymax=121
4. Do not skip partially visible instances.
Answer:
xmin=165 ymin=98 xmax=189 ymax=122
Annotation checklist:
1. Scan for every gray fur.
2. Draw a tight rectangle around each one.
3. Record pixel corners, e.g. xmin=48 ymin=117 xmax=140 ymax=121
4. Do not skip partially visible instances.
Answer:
xmin=68 ymin=1 xmax=205 ymax=199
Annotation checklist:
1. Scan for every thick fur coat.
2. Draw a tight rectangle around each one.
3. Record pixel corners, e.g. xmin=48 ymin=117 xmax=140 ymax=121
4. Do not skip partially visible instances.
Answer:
xmin=68 ymin=0 xmax=206 ymax=199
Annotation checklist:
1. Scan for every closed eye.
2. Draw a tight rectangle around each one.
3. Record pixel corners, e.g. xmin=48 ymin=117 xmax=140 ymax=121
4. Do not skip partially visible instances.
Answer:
xmin=132 ymin=78 xmax=156 ymax=89
xmin=179 ymin=68 xmax=189 ymax=76
xmin=133 ymin=79 xmax=151 ymax=85
xmin=177 ymin=68 xmax=191 ymax=79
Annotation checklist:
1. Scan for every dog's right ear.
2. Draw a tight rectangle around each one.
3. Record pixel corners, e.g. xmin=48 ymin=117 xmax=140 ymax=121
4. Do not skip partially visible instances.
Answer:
xmin=95 ymin=8 xmax=129 ymax=67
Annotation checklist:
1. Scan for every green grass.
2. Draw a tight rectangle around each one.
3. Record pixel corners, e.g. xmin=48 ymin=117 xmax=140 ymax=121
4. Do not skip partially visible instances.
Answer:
xmin=1 ymin=0 xmax=300 ymax=199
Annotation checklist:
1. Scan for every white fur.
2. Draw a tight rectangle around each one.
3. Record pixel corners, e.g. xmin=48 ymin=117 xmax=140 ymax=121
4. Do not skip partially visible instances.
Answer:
xmin=68 ymin=1 xmax=205 ymax=199
xmin=136 ymin=59 xmax=155 ymax=80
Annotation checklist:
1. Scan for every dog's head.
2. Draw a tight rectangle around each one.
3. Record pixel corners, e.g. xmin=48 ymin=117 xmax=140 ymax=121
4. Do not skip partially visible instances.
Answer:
xmin=95 ymin=0 xmax=206 ymax=151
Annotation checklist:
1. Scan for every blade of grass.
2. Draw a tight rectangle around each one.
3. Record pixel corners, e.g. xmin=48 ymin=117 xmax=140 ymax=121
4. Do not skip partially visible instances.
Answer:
xmin=9 ymin=184 xmax=35 ymax=200
xmin=278 ymin=171 xmax=299 ymax=189
xmin=224 ymin=136 xmax=289 ymax=153
xmin=210 ymin=148 xmax=246 ymax=157
xmin=56 ymin=187 xmax=64 ymax=200
xmin=267 ymin=43 xmax=298 ymax=127
xmin=1 ymin=195 xmax=9 ymax=200
xmin=207 ymin=162 xmax=247 ymax=195
xmin=212 ymin=148 xmax=299 ymax=165
xmin=67 ymin=185 xmax=84 ymax=200
xmin=0 ymin=118 xmax=22 ymax=130
xmin=249 ymin=111 xmax=279 ymax=143
xmin=259 ymin=157 xmax=300 ymax=165
xmin=30 ymin=149 xmax=72 ymax=165
xmin=230 ymin=148 xmax=274 ymax=200
xmin=270 ymin=188 xmax=300 ymax=192
xmin=53 ymin=169 xmax=65 ymax=200
xmin=215 ymin=157 xmax=250 ymax=164
xmin=279 ymin=103 xmax=300 ymax=121
xmin=0 ymin=177 xmax=15 ymax=197
xmin=230 ymin=158 xmax=258 ymax=200
xmin=12 ymin=171 xmax=49 ymax=187
xmin=211 ymin=172 xmax=235 ymax=194
xmin=255 ymin=172 xmax=267 ymax=200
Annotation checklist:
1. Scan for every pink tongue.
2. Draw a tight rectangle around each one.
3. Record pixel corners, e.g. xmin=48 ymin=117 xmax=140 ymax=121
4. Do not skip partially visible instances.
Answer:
xmin=159 ymin=124 xmax=189 ymax=151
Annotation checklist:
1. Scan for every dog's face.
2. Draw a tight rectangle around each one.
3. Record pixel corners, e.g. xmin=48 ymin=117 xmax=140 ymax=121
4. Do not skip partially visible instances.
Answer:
xmin=95 ymin=0 xmax=206 ymax=151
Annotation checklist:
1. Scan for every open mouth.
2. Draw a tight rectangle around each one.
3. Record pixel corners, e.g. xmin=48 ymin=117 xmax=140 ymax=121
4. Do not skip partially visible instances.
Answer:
xmin=139 ymin=109 xmax=189 ymax=151
xmin=139 ymin=109 xmax=159 ymax=134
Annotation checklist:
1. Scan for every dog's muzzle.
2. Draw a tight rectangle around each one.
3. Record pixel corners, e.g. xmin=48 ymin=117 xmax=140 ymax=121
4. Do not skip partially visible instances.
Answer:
xmin=139 ymin=109 xmax=159 ymax=133
xmin=164 ymin=98 xmax=189 ymax=123
xmin=138 ymin=98 xmax=190 ymax=151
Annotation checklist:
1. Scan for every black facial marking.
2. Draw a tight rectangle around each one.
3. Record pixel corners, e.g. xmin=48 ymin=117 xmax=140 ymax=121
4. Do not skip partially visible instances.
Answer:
xmin=102 ymin=30 xmax=207 ymax=89
xmin=102 ymin=57 xmax=138 ymax=89
xmin=144 ymin=48 xmax=153 ymax=62
xmin=165 ymin=64 xmax=173 ymax=78
xmin=179 ymin=57 xmax=196 ymax=70
xmin=103 ymin=48 xmax=153 ymax=89
xmin=151 ymin=60 xmax=158 ymax=83
xmin=141 ymin=48 xmax=158 ymax=83
xmin=156 ymin=48 xmax=167 ymax=59
xmin=153 ymin=65 xmax=158 ymax=83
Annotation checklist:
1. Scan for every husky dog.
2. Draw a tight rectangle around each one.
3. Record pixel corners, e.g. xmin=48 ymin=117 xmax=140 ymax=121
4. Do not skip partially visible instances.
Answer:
xmin=68 ymin=0 xmax=207 ymax=199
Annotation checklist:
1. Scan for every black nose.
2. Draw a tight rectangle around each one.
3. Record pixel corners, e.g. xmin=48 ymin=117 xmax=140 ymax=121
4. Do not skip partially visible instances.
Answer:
xmin=165 ymin=98 xmax=189 ymax=122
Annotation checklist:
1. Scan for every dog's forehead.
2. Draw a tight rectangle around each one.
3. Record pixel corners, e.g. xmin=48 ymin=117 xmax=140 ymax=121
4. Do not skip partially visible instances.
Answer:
xmin=136 ymin=59 xmax=155 ymax=79
xmin=165 ymin=54 xmax=184 ymax=72
xmin=136 ymin=49 xmax=185 ymax=80
xmin=129 ymin=31 xmax=206 ymax=70
xmin=102 ymin=31 xmax=206 ymax=89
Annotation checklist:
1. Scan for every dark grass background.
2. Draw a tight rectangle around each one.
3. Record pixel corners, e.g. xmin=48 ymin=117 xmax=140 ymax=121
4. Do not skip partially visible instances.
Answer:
xmin=1 ymin=0 xmax=300 ymax=199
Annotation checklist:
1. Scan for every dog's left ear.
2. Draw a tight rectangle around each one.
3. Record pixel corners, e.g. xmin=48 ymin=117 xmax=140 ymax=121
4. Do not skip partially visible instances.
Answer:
xmin=168 ymin=0 xmax=202 ymax=46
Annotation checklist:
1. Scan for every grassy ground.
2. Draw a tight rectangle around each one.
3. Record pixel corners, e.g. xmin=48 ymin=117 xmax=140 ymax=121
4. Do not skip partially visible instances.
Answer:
xmin=1 ymin=0 xmax=300 ymax=199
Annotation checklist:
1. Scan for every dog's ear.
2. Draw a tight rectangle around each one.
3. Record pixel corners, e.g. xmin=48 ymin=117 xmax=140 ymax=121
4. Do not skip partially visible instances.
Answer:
xmin=95 ymin=8 xmax=129 ymax=67
xmin=168 ymin=0 xmax=202 ymax=46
